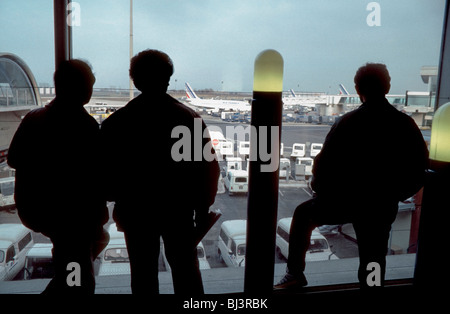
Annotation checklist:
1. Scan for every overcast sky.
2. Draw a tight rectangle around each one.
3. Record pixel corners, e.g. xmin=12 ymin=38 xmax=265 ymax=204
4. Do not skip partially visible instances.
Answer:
xmin=0 ymin=0 xmax=446 ymax=94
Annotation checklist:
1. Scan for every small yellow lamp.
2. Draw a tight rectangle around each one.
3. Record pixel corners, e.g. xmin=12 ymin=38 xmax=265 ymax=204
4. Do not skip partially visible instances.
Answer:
xmin=253 ymin=49 xmax=284 ymax=93
xmin=414 ymin=101 xmax=450 ymax=288
xmin=429 ymin=102 xmax=450 ymax=166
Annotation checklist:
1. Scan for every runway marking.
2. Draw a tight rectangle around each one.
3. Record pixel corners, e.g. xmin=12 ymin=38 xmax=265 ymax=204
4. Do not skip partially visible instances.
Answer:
xmin=278 ymin=189 xmax=284 ymax=196
xmin=302 ymin=187 xmax=312 ymax=197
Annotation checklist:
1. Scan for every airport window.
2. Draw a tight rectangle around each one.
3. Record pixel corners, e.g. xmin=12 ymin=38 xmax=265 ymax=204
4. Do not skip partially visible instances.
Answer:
xmin=104 ymin=248 xmax=129 ymax=262
xmin=6 ymin=246 xmax=15 ymax=264
xmin=277 ymin=227 xmax=290 ymax=243
xmin=237 ymin=244 xmax=246 ymax=257
xmin=230 ymin=241 xmax=236 ymax=256
xmin=0 ymin=0 xmax=446 ymax=295
xmin=219 ymin=229 xmax=229 ymax=247
xmin=17 ymin=233 xmax=32 ymax=252
xmin=309 ymin=239 xmax=328 ymax=252
xmin=197 ymin=246 xmax=205 ymax=259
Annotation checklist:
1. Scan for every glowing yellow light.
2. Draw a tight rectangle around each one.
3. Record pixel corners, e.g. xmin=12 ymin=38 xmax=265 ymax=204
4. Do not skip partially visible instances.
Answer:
xmin=253 ymin=49 xmax=283 ymax=93
xmin=430 ymin=102 xmax=450 ymax=163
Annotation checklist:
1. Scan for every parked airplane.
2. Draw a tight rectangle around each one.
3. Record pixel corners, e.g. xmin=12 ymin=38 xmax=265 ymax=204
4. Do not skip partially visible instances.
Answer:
xmin=282 ymin=89 xmax=327 ymax=108
xmin=282 ymin=84 xmax=352 ymax=109
xmin=338 ymin=84 xmax=350 ymax=95
xmin=184 ymin=82 xmax=251 ymax=113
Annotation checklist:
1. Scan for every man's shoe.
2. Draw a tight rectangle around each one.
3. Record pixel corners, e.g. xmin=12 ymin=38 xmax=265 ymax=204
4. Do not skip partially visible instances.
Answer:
xmin=274 ymin=272 xmax=308 ymax=290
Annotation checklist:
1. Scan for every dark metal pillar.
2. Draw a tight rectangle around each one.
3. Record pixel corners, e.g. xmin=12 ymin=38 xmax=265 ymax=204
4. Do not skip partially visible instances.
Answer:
xmin=245 ymin=50 xmax=283 ymax=293
xmin=54 ymin=0 xmax=72 ymax=69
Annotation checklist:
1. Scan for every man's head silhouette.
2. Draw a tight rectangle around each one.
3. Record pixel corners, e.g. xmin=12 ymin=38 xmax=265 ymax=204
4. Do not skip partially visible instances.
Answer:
xmin=129 ymin=49 xmax=174 ymax=95
xmin=354 ymin=63 xmax=391 ymax=101
xmin=54 ymin=59 xmax=95 ymax=106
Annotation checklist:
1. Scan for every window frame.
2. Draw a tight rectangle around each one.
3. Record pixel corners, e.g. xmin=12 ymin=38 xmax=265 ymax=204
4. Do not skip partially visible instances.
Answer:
xmin=53 ymin=0 xmax=449 ymax=296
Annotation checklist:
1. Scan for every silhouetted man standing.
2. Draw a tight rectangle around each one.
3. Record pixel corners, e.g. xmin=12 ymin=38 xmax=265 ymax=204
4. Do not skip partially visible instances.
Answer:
xmin=8 ymin=60 xmax=109 ymax=294
xmin=275 ymin=63 xmax=428 ymax=289
xmin=101 ymin=49 xmax=219 ymax=294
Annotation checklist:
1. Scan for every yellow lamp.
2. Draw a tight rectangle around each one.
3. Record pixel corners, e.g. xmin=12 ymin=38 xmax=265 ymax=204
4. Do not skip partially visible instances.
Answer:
xmin=253 ymin=49 xmax=283 ymax=93
xmin=429 ymin=102 xmax=450 ymax=163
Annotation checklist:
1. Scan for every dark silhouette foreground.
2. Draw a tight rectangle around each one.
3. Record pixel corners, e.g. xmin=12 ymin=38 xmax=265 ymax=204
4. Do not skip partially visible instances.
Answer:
xmin=8 ymin=59 xmax=109 ymax=294
xmin=101 ymin=49 xmax=220 ymax=294
xmin=275 ymin=63 xmax=428 ymax=290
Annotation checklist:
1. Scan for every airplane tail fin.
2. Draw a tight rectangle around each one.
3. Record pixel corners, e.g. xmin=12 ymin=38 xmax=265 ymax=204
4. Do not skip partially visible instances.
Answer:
xmin=185 ymin=82 xmax=199 ymax=99
xmin=339 ymin=84 xmax=349 ymax=95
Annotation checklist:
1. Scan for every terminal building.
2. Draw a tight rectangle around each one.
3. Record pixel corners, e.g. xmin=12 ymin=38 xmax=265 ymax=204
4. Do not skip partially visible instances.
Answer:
xmin=0 ymin=53 xmax=41 ymax=163
xmin=313 ymin=66 xmax=438 ymax=128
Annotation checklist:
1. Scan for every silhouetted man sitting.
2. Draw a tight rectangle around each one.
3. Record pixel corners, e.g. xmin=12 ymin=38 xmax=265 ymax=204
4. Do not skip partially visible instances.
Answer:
xmin=101 ymin=49 xmax=219 ymax=294
xmin=275 ymin=63 xmax=428 ymax=289
xmin=8 ymin=59 xmax=109 ymax=294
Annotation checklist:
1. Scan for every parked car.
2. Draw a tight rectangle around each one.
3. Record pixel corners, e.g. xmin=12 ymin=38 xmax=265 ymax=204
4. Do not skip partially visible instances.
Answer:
xmin=276 ymin=218 xmax=338 ymax=262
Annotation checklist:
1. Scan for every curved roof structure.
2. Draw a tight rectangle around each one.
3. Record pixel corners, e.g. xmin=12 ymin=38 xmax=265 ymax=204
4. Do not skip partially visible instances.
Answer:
xmin=0 ymin=53 xmax=41 ymax=111
xmin=0 ymin=53 xmax=41 ymax=157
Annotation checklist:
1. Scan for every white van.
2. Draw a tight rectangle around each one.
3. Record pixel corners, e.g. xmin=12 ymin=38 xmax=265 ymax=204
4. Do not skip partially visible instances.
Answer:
xmin=163 ymin=241 xmax=211 ymax=271
xmin=275 ymin=218 xmax=337 ymax=262
xmin=220 ymin=140 xmax=234 ymax=159
xmin=224 ymin=170 xmax=248 ymax=195
xmin=279 ymin=158 xmax=291 ymax=178
xmin=295 ymin=157 xmax=314 ymax=180
xmin=97 ymin=223 xmax=130 ymax=276
xmin=291 ymin=143 xmax=306 ymax=158
xmin=23 ymin=243 xmax=53 ymax=280
xmin=209 ymin=130 xmax=234 ymax=158
xmin=217 ymin=220 xmax=246 ymax=268
xmin=310 ymin=143 xmax=323 ymax=157
xmin=238 ymin=141 xmax=250 ymax=159
xmin=224 ymin=157 xmax=243 ymax=172
xmin=0 ymin=177 xmax=15 ymax=209
xmin=0 ymin=224 xmax=34 ymax=281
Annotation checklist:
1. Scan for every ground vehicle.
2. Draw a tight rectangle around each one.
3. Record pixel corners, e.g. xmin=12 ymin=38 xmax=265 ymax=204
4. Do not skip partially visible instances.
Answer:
xmin=295 ymin=157 xmax=314 ymax=180
xmin=290 ymin=143 xmax=306 ymax=158
xmin=276 ymin=218 xmax=337 ymax=262
xmin=0 ymin=177 xmax=15 ymax=209
xmin=279 ymin=158 xmax=291 ymax=179
xmin=223 ymin=170 xmax=248 ymax=195
xmin=310 ymin=143 xmax=323 ymax=157
xmin=163 ymin=241 xmax=211 ymax=271
xmin=238 ymin=141 xmax=250 ymax=159
xmin=217 ymin=220 xmax=246 ymax=267
xmin=219 ymin=140 xmax=234 ymax=159
xmin=209 ymin=130 xmax=234 ymax=158
xmin=0 ymin=224 xmax=34 ymax=280
xmin=97 ymin=223 xmax=130 ymax=276
xmin=23 ymin=243 xmax=53 ymax=279
xmin=224 ymin=157 xmax=243 ymax=172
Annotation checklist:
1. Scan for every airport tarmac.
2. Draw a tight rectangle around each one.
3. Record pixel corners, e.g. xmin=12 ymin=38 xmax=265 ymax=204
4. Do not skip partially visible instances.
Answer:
xmin=1 ymin=115 xmax=425 ymax=281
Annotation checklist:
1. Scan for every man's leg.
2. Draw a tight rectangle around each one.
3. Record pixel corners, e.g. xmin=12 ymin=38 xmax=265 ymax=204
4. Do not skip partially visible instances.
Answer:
xmin=353 ymin=219 xmax=393 ymax=288
xmin=285 ymin=199 xmax=317 ymax=278
xmin=275 ymin=198 xmax=349 ymax=289
xmin=163 ymin=225 xmax=204 ymax=295
xmin=124 ymin=228 xmax=160 ymax=294
xmin=43 ymin=235 xmax=95 ymax=295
